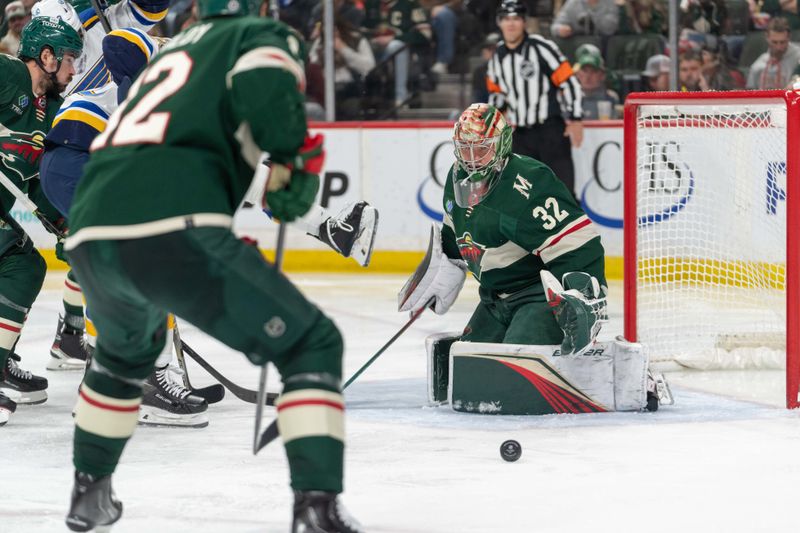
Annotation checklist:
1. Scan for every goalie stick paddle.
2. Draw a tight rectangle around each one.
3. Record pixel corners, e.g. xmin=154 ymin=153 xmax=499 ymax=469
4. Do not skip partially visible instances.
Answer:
xmin=253 ymin=298 xmax=433 ymax=453
xmin=172 ymin=320 xmax=225 ymax=404
xmin=181 ymin=340 xmax=278 ymax=405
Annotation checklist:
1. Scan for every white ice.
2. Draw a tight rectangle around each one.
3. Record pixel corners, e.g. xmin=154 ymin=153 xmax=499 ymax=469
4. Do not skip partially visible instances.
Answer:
xmin=3 ymin=274 xmax=800 ymax=533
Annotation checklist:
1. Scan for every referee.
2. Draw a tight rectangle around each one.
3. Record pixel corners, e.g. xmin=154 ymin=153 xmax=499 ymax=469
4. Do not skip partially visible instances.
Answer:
xmin=487 ymin=0 xmax=584 ymax=195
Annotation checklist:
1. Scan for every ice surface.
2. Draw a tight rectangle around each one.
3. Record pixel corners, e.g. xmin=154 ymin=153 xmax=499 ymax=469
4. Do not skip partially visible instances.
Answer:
xmin=3 ymin=274 xmax=800 ymax=532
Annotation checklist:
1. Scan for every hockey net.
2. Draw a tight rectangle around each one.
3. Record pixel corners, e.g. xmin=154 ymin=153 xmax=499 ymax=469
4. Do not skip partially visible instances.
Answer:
xmin=623 ymin=91 xmax=800 ymax=408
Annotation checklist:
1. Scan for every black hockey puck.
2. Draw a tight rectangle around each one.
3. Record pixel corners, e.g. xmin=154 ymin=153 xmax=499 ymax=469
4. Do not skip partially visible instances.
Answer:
xmin=500 ymin=440 xmax=521 ymax=462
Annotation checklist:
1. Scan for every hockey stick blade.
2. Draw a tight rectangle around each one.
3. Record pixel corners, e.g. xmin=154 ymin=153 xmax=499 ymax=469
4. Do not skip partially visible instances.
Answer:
xmin=181 ymin=341 xmax=277 ymax=405
xmin=253 ymin=301 xmax=432 ymax=454
xmin=191 ymin=383 xmax=225 ymax=403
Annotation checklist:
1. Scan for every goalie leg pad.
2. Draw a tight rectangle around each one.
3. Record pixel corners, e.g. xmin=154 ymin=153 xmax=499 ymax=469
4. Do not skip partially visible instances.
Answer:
xmin=425 ymin=332 xmax=461 ymax=404
xmin=447 ymin=341 xmax=606 ymax=415
xmin=447 ymin=340 xmax=653 ymax=414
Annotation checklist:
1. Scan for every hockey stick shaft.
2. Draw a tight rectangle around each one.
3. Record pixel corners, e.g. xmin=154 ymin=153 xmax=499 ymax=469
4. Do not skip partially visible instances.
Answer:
xmin=343 ymin=303 xmax=430 ymax=388
xmin=255 ymin=301 xmax=432 ymax=452
xmin=172 ymin=319 xmax=225 ymax=403
xmin=89 ymin=0 xmax=112 ymax=33
xmin=254 ymin=222 xmax=286 ymax=454
xmin=0 ymin=169 xmax=65 ymax=239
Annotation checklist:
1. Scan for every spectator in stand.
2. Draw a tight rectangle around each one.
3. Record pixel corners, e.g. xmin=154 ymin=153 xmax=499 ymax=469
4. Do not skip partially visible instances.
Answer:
xmin=747 ymin=16 xmax=800 ymax=88
xmin=573 ymin=44 xmax=619 ymax=119
xmin=758 ymin=0 xmax=800 ymax=29
xmin=681 ymin=0 xmax=730 ymax=35
xmin=0 ymin=1 xmax=28 ymax=55
xmin=471 ymin=32 xmax=499 ymax=102
xmin=309 ymin=18 xmax=376 ymax=119
xmin=422 ymin=0 xmax=460 ymax=74
xmin=617 ymin=0 xmax=668 ymax=34
xmin=362 ymin=0 xmax=432 ymax=107
xmin=642 ymin=53 xmax=671 ymax=90
xmin=310 ymin=0 xmax=365 ymax=36
xmin=679 ymin=49 xmax=707 ymax=90
xmin=551 ymin=0 xmax=620 ymax=38
xmin=701 ymin=36 xmax=743 ymax=89
xmin=488 ymin=0 xmax=584 ymax=195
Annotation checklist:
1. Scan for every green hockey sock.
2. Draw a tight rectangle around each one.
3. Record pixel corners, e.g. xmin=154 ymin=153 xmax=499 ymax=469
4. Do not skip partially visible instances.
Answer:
xmin=73 ymin=366 xmax=142 ymax=477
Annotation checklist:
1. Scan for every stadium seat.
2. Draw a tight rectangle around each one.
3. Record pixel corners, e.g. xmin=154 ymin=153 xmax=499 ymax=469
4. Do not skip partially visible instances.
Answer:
xmin=606 ymin=34 xmax=666 ymax=72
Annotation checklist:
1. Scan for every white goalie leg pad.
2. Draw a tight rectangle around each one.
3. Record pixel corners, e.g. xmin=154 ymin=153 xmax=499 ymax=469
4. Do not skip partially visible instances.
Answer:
xmin=426 ymin=332 xmax=462 ymax=404
xmin=553 ymin=340 xmax=649 ymax=411
xmin=447 ymin=340 xmax=652 ymax=413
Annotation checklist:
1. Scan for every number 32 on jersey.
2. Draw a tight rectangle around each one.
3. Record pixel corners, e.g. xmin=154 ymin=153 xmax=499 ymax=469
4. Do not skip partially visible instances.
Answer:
xmin=532 ymin=197 xmax=568 ymax=230
xmin=92 ymin=52 xmax=193 ymax=150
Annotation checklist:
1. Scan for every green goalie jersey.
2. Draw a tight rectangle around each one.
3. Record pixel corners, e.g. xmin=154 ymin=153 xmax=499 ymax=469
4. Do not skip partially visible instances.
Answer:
xmin=68 ymin=17 xmax=308 ymax=240
xmin=441 ymin=154 xmax=606 ymax=295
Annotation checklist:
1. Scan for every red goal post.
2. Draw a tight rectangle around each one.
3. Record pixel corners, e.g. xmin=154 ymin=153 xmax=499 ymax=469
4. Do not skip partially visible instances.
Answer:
xmin=622 ymin=90 xmax=800 ymax=409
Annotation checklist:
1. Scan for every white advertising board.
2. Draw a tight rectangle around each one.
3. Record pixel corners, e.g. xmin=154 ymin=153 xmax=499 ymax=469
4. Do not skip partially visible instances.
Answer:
xmin=14 ymin=122 xmax=628 ymax=259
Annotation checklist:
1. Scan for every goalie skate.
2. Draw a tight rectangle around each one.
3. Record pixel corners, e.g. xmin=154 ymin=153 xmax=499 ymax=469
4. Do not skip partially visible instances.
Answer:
xmin=48 ymin=315 xmax=91 ymax=371
xmin=318 ymin=202 xmax=379 ymax=267
xmin=65 ymin=471 xmax=122 ymax=532
xmin=1 ymin=354 xmax=48 ymax=404
xmin=139 ymin=366 xmax=209 ymax=428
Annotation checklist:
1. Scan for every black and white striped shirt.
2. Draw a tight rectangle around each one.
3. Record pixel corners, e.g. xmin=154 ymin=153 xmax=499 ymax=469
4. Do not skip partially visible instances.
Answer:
xmin=487 ymin=34 xmax=583 ymax=127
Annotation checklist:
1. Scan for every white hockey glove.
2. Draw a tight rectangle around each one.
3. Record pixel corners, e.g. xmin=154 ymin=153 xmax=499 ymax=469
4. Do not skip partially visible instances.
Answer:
xmin=541 ymin=270 xmax=608 ymax=356
xmin=398 ymin=224 xmax=468 ymax=315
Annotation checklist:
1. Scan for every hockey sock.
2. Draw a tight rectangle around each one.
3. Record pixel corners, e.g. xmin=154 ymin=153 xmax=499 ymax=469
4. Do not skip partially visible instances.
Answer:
xmin=276 ymin=316 xmax=344 ymax=493
xmin=73 ymin=363 xmax=142 ymax=477
xmin=62 ymin=271 xmax=85 ymax=334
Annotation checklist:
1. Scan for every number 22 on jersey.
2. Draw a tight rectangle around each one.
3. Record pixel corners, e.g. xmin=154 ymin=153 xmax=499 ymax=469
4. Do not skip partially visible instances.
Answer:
xmin=92 ymin=52 xmax=193 ymax=150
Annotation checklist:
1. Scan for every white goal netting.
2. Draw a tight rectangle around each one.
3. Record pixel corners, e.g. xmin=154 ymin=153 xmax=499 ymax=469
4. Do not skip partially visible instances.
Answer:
xmin=633 ymin=101 xmax=787 ymax=369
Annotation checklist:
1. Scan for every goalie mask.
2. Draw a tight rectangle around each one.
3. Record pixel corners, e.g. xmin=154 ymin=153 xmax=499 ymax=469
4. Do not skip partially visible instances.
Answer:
xmin=452 ymin=103 xmax=512 ymax=207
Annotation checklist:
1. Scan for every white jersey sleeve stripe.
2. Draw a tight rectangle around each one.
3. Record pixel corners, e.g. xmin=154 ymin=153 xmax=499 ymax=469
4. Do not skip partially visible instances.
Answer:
xmin=226 ymin=46 xmax=306 ymax=92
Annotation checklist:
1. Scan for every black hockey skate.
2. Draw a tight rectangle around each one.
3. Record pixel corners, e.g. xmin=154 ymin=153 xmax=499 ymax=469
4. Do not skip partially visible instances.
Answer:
xmin=0 ymin=353 xmax=48 ymax=404
xmin=49 ymin=314 xmax=92 ymax=371
xmin=65 ymin=471 xmax=122 ymax=532
xmin=317 ymin=202 xmax=378 ymax=267
xmin=139 ymin=366 xmax=209 ymax=428
xmin=292 ymin=491 xmax=363 ymax=533
xmin=0 ymin=389 xmax=17 ymax=426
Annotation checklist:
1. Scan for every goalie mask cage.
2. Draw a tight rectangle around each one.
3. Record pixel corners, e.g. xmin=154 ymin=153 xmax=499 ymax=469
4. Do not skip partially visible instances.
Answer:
xmin=623 ymin=90 xmax=800 ymax=409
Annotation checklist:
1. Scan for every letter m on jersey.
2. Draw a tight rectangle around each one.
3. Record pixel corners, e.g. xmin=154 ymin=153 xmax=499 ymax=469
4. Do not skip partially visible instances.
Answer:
xmin=513 ymin=174 xmax=532 ymax=200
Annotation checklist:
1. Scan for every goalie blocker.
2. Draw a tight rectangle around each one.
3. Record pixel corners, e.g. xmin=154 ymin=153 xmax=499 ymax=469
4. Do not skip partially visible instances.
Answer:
xmin=427 ymin=336 xmax=673 ymax=414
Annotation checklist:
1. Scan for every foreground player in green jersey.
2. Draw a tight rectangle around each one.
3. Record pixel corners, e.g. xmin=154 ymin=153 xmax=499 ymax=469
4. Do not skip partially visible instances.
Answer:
xmin=0 ymin=17 xmax=82 ymax=424
xmin=63 ymin=3 xmax=361 ymax=532
xmin=400 ymin=103 xmax=607 ymax=354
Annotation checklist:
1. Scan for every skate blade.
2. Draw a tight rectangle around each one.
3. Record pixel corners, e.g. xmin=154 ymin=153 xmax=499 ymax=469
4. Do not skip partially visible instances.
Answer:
xmin=0 ymin=387 xmax=46 ymax=405
xmin=351 ymin=207 xmax=379 ymax=267
xmin=138 ymin=407 xmax=209 ymax=428
xmin=47 ymin=355 xmax=87 ymax=371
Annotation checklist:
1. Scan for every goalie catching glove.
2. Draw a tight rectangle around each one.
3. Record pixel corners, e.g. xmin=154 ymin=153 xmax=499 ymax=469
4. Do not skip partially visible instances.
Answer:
xmin=541 ymin=270 xmax=608 ymax=356
xmin=264 ymin=133 xmax=325 ymax=222
xmin=398 ymin=224 xmax=468 ymax=315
